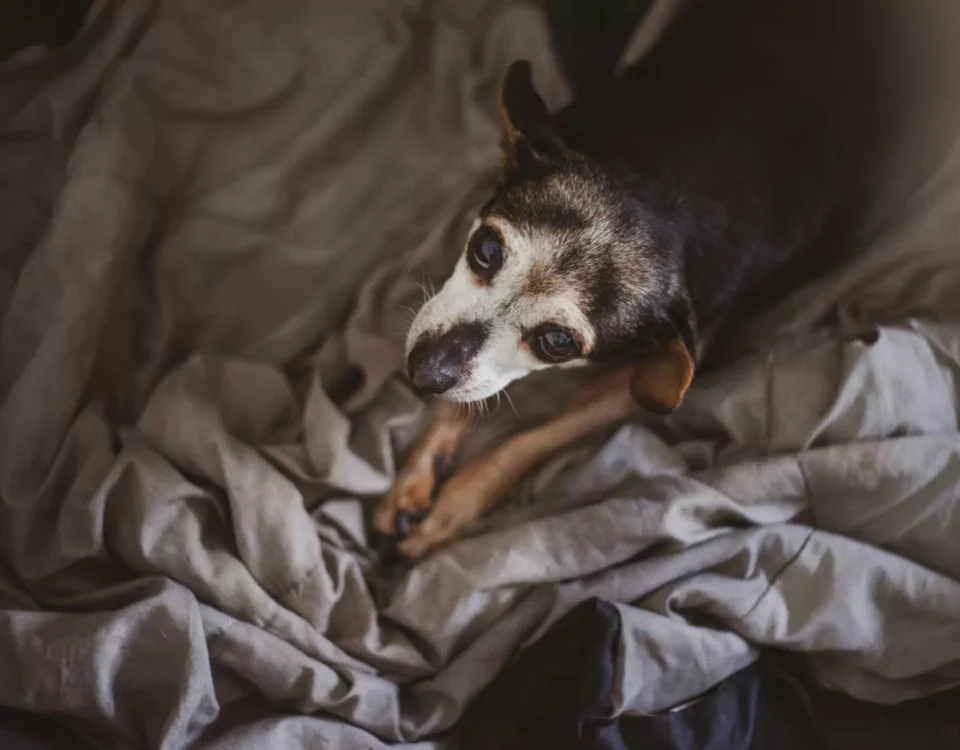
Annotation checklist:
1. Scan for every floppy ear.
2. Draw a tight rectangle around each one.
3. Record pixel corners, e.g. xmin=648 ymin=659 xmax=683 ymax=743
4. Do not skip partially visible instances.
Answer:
xmin=629 ymin=297 xmax=698 ymax=415
xmin=499 ymin=60 xmax=564 ymax=175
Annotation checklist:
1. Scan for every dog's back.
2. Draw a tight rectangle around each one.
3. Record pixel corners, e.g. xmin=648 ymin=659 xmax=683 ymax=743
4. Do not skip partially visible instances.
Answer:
xmin=553 ymin=0 xmax=901 ymax=347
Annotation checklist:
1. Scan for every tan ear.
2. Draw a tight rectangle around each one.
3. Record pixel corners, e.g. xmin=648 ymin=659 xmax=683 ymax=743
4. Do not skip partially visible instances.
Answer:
xmin=498 ymin=60 xmax=553 ymax=174
xmin=630 ymin=337 xmax=695 ymax=415
xmin=498 ymin=96 xmax=522 ymax=173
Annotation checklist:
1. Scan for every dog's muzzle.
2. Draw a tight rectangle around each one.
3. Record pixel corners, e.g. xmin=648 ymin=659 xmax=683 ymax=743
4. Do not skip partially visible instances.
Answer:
xmin=407 ymin=321 xmax=489 ymax=396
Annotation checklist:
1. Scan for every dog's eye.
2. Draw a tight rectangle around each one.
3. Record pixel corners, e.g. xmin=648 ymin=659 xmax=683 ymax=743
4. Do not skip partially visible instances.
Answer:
xmin=467 ymin=226 xmax=503 ymax=278
xmin=530 ymin=326 xmax=580 ymax=362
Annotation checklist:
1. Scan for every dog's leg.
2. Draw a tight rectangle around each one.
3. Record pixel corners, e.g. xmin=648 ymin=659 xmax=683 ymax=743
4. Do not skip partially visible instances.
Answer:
xmin=396 ymin=366 xmax=636 ymax=559
xmin=375 ymin=402 xmax=471 ymax=537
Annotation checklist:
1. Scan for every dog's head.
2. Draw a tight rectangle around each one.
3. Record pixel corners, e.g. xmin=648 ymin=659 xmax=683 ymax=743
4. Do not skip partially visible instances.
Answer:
xmin=406 ymin=61 xmax=696 ymax=414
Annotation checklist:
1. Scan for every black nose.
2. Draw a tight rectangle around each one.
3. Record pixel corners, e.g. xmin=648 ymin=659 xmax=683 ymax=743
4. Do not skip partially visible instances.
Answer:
xmin=407 ymin=322 xmax=489 ymax=396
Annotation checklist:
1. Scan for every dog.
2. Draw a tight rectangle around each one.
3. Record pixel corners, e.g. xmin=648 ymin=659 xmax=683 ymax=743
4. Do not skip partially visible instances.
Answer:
xmin=375 ymin=0 xmax=898 ymax=558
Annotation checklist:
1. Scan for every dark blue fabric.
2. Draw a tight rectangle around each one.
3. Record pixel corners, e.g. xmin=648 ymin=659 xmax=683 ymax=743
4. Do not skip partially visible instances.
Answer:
xmin=616 ymin=662 xmax=821 ymax=750
xmin=454 ymin=598 xmax=623 ymax=750
xmin=453 ymin=597 xmax=960 ymax=750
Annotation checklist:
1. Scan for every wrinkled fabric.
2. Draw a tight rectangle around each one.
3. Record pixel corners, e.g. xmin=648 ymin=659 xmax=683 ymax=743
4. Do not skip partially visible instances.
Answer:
xmin=2 ymin=0 xmax=960 ymax=748
xmin=457 ymin=599 xmax=960 ymax=750
xmin=455 ymin=599 xmax=816 ymax=750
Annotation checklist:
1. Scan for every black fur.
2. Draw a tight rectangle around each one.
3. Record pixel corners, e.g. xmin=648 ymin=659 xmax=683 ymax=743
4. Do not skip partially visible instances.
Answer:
xmin=490 ymin=0 xmax=904 ymax=370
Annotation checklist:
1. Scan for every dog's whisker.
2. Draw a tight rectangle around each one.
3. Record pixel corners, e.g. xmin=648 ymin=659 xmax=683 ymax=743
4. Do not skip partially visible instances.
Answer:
xmin=415 ymin=283 xmax=430 ymax=305
xmin=414 ymin=272 xmax=431 ymax=301
xmin=464 ymin=398 xmax=483 ymax=424
xmin=502 ymin=389 xmax=520 ymax=418
xmin=423 ymin=272 xmax=437 ymax=298
xmin=415 ymin=267 xmax=438 ymax=302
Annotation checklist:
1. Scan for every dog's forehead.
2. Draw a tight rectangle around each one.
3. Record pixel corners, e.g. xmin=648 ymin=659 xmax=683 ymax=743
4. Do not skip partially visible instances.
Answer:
xmin=485 ymin=170 xmax=612 ymax=235
xmin=481 ymin=170 xmax=661 ymax=307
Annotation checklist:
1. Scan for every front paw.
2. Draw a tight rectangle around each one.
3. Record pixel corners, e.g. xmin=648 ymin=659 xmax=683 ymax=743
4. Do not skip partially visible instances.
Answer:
xmin=374 ymin=472 xmax=433 ymax=537
xmin=374 ymin=453 xmax=453 ymax=537
xmin=394 ymin=468 xmax=500 ymax=559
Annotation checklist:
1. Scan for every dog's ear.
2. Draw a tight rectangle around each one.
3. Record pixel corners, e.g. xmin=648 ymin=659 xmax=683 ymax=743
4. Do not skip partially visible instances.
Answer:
xmin=499 ymin=60 xmax=564 ymax=174
xmin=629 ymin=297 xmax=697 ymax=415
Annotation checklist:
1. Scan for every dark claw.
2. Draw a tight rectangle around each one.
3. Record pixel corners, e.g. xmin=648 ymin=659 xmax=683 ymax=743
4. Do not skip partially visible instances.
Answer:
xmin=395 ymin=509 xmax=430 ymax=538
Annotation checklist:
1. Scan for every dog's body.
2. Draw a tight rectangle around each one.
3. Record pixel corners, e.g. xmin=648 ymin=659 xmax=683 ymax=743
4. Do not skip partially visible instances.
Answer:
xmin=550 ymin=0 xmax=889 ymax=362
xmin=377 ymin=0 xmax=900 ymax=557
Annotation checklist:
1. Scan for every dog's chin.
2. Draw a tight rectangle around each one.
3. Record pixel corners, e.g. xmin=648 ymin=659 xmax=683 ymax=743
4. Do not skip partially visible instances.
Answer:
xmin=437 ymin=387 xmax=500 ymax=404
xmin=440 ymin=378 xmax=517 ymax=404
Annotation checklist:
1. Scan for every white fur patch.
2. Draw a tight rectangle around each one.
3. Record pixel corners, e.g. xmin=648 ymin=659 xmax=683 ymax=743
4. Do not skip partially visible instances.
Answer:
xmin=406 ymin=218 xmax=596 ymax=402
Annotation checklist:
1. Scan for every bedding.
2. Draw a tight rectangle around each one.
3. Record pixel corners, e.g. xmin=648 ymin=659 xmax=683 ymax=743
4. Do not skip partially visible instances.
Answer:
xmin=3 ymin=1 xmax=960 ymax=748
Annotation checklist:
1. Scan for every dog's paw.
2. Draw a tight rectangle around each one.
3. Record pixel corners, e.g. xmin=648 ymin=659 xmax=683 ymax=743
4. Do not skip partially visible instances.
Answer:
xmin=374 ymin=471 xmax=434 ymax=537
xmin=394 ymin=466 xmax=496 ymax=559
xmin=374 ymin=453 xmax=453 ymax=537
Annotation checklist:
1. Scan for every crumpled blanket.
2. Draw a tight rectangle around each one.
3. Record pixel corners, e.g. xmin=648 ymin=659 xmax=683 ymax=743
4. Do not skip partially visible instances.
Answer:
xmin=3 ymin=1 xmax=960 ymax=748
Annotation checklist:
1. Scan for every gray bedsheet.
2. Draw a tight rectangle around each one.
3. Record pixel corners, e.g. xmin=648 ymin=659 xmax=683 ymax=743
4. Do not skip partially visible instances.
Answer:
xmin=3 ymin=1 xmax=960 ymax=748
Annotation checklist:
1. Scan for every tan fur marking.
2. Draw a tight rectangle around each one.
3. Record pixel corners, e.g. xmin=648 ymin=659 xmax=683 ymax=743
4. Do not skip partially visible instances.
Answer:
xmin=522 ymin=263 xmax=560 ymax=297
xmin=630 ymin=337 xmax=695 ymax=415
xmin=498 ymin=97 xmax=522 ymax=173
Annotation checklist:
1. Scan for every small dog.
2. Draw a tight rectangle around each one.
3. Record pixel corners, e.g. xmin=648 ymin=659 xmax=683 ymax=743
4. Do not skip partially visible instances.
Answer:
xmin=376 ymin=0 xmax=895 ymax=558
